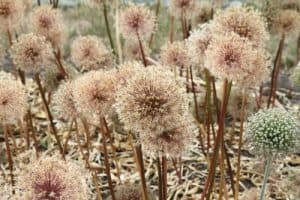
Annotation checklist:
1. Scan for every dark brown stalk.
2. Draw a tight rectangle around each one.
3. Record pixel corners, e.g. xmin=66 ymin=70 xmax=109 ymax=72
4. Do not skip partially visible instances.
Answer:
xmin=171 ymin=158 xmax=182 ymax=183
xmin=149 ymin=0 xmax=161 ymax=47
xmin=63 ymin=119 xmax=74 ymax=154
xmin=102 ymin=0 xmax=116 ymax=55
xmin=35 ymin=73 xmax=65 ymax=160
xmin=135 ymin=145 xmax=149 ymax=200
xmin=200 ymin=80 xmax=229 ymax=200
xmin=3 ymin=124 xmax=14 ymax=189
xmin=268 ymin=34 xmax=285 ymax=108
xmin=169 ymin=16 xmax=174 ymax=43
xmin=204 ymin=69 xmax=212 ymax=153
xmin=223 ymin=144 xmax=235 ymax=196
xmin=157 ymin=155 xmax=163 ymax=200
xmin=162 ymin=155 xmax=167 ymax=200
xmin=53 ymin=49 xmax=68 ymax=78
xmin=74 ymin=119 xmax=91 ymax=169
xmin=100 ymin=117 xmax=116 ymax=200
xmin=234 ymin=90 xmax=247 ymax=200
xmin=180 ymin=10 xmax=187 ymax=39
xmin=297 ymin=35 xmax=300 ymax=62
xmin=136 ymin=32 xmax=147 ymax=67
xmin=37 ymin=0 xmax=41 ymax=6
xmin=189 ymin=66 xmax=206 ymax=156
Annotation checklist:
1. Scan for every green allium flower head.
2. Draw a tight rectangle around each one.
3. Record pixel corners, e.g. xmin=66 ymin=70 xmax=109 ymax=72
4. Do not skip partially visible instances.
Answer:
xmin=245 ymin=108 xmax=299 ymax=154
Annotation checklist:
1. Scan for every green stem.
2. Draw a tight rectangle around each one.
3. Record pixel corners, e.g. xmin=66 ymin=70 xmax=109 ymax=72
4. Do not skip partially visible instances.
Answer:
xmin=102 ymin=0 xmax=116 ymax=56
xmin=260 ymin=154 xmax=273 ymax=200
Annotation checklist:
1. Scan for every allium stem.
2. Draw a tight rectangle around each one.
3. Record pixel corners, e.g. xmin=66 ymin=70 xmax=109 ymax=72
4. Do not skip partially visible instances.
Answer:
xmin=81 ymin=118 xmax=91 ymax=158
xmin=63 ymin=119 xmax=74 ymax=155
xmin=180 ymin=11 xmax=187 ymax=39
xmin=115 ymin=0 xmax=122 ymax=64
xmin=171 ymin=158 xmax=182 ymax=183
xmin=137 ymin=32 xmax=148 ymax=67
xmin=234 ymin=89 xmax=247 ymax=200
xmin=169 ymin=16 xmax=174 ymax=43
xmin=53 ymin=49 xmax=68 ymax=78
xmin=260 ymin=154 xmax=273 ymax=200
xmin=28 ymin=108 xmax=40 ymax=158
xmin=204 ymin=69 xmax=212 ymax=153
xmin=102 ymin=0 xmax=116 ymax=56
xmin=201 ymin=80 xmax=229 ymax=200
xmin=149 ymin=0 xmax=160 ymax=47
xmin=157 ymin=156 xmax=163 ymax=200
xmin=3 ymin=124 xmax=14 ymax=189
xmin=162 ymin=155 xmax=167 ymax=200
xmin=100 ymin=117 xmax=116 ymax=200
xmin=35 ymin=73 xmax=65 ymax=160
xmin=268 ymin=34 xmax=285 ymax=108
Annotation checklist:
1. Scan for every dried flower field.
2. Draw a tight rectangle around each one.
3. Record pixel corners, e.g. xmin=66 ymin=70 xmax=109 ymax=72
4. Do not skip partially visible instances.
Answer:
xmin=0 ymin=0 xmax=300 ymax=200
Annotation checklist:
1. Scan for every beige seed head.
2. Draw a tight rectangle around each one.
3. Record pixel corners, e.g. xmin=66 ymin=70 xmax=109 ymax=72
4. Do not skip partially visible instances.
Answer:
xmin=18 ymin=156 xmax=88 ymax=200
xmin=115 ymin=65 xmax=188 ymax=134
xmin=160 ymin=41 xmax=190 ymax=68
xmin=71 ymin=35 xmax=114 ymax=71
xmin=212 ymin=6 xmax=269 ymax=46
xmin=30 ymin=5 xmax=66 ymax=47
xmin=72 ymin=70 xmax=117 ymax=119
xmin=11 ymin=33 xmax=53 ymax=73
xmin=194 ymin=1 xmax=212 ymax=24
xmin=0 ymin=77 xmax=27 ymax=124
xmin=141 ymin=115 xmax=197 ymax=157
xmin=273 ymin=9 xmax=300 ymax=37
xmin=0 ymin=0 xmax=24 ymax=31
xmin=120 ymin=4 xmax=157 ymax=40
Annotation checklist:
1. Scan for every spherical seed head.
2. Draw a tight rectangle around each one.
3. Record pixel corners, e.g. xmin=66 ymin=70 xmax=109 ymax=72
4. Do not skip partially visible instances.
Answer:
xmin=212 ymin=6 xmax=269 ymax=46
xmin=123 ymin=39 xmax=150 ymax=62
xmin=194 ymin=1 xmax=212 ymax=24
xmin=30 ymin=5 xmax=66 ymax=47
xmin=160 ymin=41 xmax=189 ymax=68
xmin=290 ymin=64 xmax=300 ymax=88
xmin=169 ymin=0 xmax=198 ymax=19
xmin=18 ymin=156 xmax=88 ymax=200
xmin=226 ymin=87 xmax=256 ymax=119
xmin=205 ymin=33 xmax=269 ymax=87
xmin=0 ymin=0 xmax=24 ymax=31
xmin=52 ymin=81 xmax=78 ymax=120
xmin=0 ymin=77 xmax=27 ymax=124
xmin=188 ymin=23 xmax=212 ymax=67
xmin=115 ymin=65 xmax=188 ymax=134
xmin=120 ymin=4 xmax=157 ymax=40
xmin=11 ymin=33 xmax=53 ymax=73
xmin=141 ymin=116 xmax=197 ymax=157
xmin=112 ymin=184 xmax=155 ymax=200
xmin=73 ymin=70 xmax=117 ymax=119
xmin=245 ymin=108 xmax=299 ymax=153
xmin=274 ymin=9 xmax=300 ymax=37
xmin=71 ymin=35 xmax=114 ymax=71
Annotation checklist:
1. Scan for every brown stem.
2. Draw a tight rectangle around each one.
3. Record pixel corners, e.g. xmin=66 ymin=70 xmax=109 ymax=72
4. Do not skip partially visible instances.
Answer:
xmin=234 ymin=90 xmax=247 ymax=200
xmin=53 ymin=49 xmax=68 ymax=78
xmin=136 ymin=32 xmax=147 ymax=67
xmin=162 ymin=155 xmax=167 ymax=200
xmin=171 ymin=158 xmax=182 ymax=183
xmin=157 ymin=155 xmax=163 ymax=200
xmin=169 ymin=16 xmax=174 ymax=43
xmin=200 ymin=80 xmax=229 ymax=200
xmin=268 ymin=34 xmax=285 ymax=108
xmin=3 ymin=124 xmax=14 ymax=189
xmin=180 ymin=10 xmax=188 ymax=39
xmin=63 ymin=119 xmax=74 ymax=155
xmin=35 ymin=73 xmax=65 ymax=160
xmin=81 ymin=118 xmax=91 ymax=158
xmin=102 ymin=0 xmax=116 ymax=56
xmin=135 ymin=145 xmax=149 ymax=200
xmin=149 ymin=0 xmax=160 ymax=47
xmin=99 ymin=117 xmax=116 ymax=200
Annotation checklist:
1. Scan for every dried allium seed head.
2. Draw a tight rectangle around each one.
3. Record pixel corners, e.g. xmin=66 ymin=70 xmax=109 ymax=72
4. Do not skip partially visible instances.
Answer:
xmin=0 ymin=77 xmax=27 ymax=124
xmin=226 ymin=87 xmax=256 ymax=120
xmin=194 ymin=1 xmax=212 ymax=24
xmin=169 ymin=0 xmax=198 ymax=19
xmin=280 ymin=0 xmax=300 ymax=11
xmin=52 ymin=81 xmax=78 ymax=120
xmin=115 ymin=66 xmax=188 ymax=133
xmin=115 ymin=61 xmax=143 ymax=88
xmin=141 ymin=116 xmax=197 ymax=157
xmin=160 ymin=41 xmax=189 ymax=68
xmin=30 ymin=5 xmax=66 ymax=47
xmin=71 ymin=35 xmax=114 ymax=71
xmin=212 ymin=6 xmax=269 ymax=46
xmin=290 ymin=64 xmax=300 ymax=88
xmin=11 ymin=33 xmax=53 ymax=73
xmin=274 ymin=9 xmax=300 ymax=36
xmin=0 ymin=0 xmax=24 ymax=31
xmin=123 ymin=39 xmax=150 ymax=62
xmin=108 ymin=184 xmax=155 ymax=200
xmin=188 ymin=23 xmax=212 ymax=67
xmin=205 ymin=33 xmax=268 ymax=87
xmin=245 ymin=108 xmax=299 ymax=153
xmin=18 ymin=156 xmax=88 ymax=200
xmin=120 ymin=4 xmax=157 ymax=40
xmin=73 ymin=70 xmax=117 ymax=119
